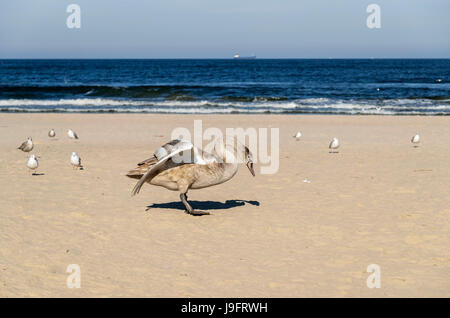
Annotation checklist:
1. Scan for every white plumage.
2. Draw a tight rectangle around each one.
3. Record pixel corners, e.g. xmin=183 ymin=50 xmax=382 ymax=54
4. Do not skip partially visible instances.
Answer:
xmin=70 ymin=152 xmax=82 ymax=169
xmin=293 ymin=131 xmax=302 ymax=140
xmin=329 ymin=137 xmax=340 ymax=152
xmin=67 ymin=129 xmax=79 ymax=139
xmin=48 ymin=129 xmax=56 ymax=137
xmin=27 ymin=154 xmax=39 ymax=173
xmin=411 ymin=134 xmax=420 ymax=146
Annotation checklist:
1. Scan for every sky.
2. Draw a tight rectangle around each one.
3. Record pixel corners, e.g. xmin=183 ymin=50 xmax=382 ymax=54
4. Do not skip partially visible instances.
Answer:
xmin=0 ymin=0 xmax=449 ymax=58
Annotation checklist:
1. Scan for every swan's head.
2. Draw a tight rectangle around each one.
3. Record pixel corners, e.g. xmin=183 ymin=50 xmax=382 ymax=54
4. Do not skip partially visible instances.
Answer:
xmin=72 ymin=152 xmax=77 ymax=157
xmin=244 ymin=146 xmax=255 ymax=177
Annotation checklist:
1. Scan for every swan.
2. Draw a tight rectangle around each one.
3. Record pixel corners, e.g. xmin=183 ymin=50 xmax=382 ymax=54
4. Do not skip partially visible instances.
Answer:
xmin=126 ymin=138 xmax=255 ymax=215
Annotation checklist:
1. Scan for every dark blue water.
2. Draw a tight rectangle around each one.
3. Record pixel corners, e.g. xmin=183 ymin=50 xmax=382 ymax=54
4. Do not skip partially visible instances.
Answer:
xmin=0 ymin=59 xmax=449 ymax=115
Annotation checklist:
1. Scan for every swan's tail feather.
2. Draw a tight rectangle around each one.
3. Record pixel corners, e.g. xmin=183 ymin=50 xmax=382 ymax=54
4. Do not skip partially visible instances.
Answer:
xmin=126 ymin=156 xmax=158 ymax=194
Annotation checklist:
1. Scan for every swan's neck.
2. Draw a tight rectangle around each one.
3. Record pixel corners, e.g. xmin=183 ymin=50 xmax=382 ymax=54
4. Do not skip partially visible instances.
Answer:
xmin=222 ymin=162 xmax=238 ymax=181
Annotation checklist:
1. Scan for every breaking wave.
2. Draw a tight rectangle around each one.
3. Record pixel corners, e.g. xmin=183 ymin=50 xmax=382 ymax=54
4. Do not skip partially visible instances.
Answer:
xmin=0 ymin=97 xmax=448 ymax=115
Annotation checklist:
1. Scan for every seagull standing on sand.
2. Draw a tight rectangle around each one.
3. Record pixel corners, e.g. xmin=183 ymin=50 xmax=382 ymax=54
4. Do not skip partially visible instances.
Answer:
xmin=70 ymin=152 xmax=83 ymax=169
xmin=67 ymin=129 xmax=79 ymax=139
xmin=127 ymin=138 xmax=255 ymax=216
xmin=27 ymin=154 xmax=39 ymax=174
xmin=18 ymin=137 xmax=34 ymax=153
xmin=411 ymin=134 xmax=420 ymax=147
xmin=293 ymin=132 xmax=302 ymax=140
xmin=48 ymin=129 xmax=56 ymax=137
xmin=329 ymin=137 xmax=340 ymax=153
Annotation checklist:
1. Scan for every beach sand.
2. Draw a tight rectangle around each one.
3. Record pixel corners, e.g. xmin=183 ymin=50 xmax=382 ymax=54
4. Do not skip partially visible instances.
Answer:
xmin=0 ymin=113 xmax=449 ymax=297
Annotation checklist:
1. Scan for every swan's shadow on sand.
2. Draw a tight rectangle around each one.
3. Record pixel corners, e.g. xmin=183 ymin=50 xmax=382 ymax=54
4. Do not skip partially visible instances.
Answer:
xmin=146 ymin=200 xmax=260 ymax=212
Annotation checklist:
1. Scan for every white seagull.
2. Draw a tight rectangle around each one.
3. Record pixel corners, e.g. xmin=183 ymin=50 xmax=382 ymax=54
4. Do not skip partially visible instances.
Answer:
xmin=411 ymin=134 xmax=420 ymax=147
xmin=27 ymin=154 xmax=39 ymax=175
xmin=18 ymin=137 xmax=34 ymax=153
xmin=67 ymin=129 xmax=79 ymax=139
xmin=293 ymin=131 xmax=302 ymax=140
xmin=70 ymin=152 xmax=83 ymax=169
xmin=329 ymin=137 xmax=340 ymax=153
xmin=48 ymin=129 xmax=56 ymax=137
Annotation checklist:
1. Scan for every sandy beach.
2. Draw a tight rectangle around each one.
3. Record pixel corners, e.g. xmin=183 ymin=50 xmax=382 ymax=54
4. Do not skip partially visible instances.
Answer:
xmin=0 ymin=113 xmax=449 ymax=297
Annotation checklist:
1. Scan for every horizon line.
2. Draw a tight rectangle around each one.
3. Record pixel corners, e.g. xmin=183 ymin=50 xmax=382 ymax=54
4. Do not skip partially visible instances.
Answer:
xmin=1 ymin=57 xmax=450 ymax=60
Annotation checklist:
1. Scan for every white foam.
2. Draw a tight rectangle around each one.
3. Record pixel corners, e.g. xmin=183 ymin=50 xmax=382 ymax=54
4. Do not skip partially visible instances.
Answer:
xmin=0 ymin=98 xmax=448 ymax=115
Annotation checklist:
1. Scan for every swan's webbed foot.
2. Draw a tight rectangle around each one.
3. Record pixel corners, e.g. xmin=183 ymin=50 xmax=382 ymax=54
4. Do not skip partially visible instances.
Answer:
xmin=180 ymin=193 xmax=210 ymax=216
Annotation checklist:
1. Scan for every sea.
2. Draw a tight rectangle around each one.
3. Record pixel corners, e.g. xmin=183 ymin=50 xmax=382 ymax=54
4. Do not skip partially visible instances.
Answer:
xmin=0 ymin=59 xmax=449 ymax=115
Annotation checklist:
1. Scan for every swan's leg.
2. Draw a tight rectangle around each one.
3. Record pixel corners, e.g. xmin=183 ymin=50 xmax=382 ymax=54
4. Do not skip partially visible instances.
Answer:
xmin=180 ymin=193 xmax=209 ymax=216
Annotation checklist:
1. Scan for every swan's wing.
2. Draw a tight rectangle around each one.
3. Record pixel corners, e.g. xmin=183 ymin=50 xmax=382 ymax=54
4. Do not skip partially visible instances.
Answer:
xmin=127 ymin=156 xmax=158 ymax=179
xmin=129 ymin=140 xmax=217 ymax=181
xmin=131 ymin=140 xmax=194 ymax=195
xmin=137 ymin=156 xmax=158 ymax=166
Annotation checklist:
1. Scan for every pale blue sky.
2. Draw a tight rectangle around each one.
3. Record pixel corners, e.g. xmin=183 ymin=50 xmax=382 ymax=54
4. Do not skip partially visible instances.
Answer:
xmin=0 ymin=0 xmax=449 ymax=58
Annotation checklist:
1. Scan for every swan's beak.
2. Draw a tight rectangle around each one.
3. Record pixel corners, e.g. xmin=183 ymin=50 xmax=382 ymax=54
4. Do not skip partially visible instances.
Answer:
xmin=247 ymin=161 xmax=255 ymax=177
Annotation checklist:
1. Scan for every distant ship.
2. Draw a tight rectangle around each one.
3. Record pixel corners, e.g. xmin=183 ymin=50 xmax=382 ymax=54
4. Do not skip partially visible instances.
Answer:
xmin=233 ymin=53 xmax=256 ymax=60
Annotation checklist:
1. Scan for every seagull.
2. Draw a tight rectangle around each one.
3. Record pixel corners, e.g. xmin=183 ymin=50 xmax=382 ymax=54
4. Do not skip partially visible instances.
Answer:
xmin=67 ymin=129 xmax=79 ymax=139
xmin=70 ymin=152 xmax=83 ymax=169
xmin=293 ymin=132 xmax=302 ymax=140
xmin=27 ymin=154 xmax=39 ymax=175
xmin=18 ymin=137 xmax=34 ymax=153
xmin=411 ymin=134 xmax=420 ymax=147
xmin=126 ymin=138 xmax=255 ymax=216
xmin=48 ymin=129 xmax=56 ymax=137
xmin=329 ymin=137 xmax=340 ymax=153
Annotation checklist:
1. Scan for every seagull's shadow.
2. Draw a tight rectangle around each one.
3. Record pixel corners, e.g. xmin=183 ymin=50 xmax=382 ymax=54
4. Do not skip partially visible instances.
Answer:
xmin=146 ymin=199 xmax=260 ymax=212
